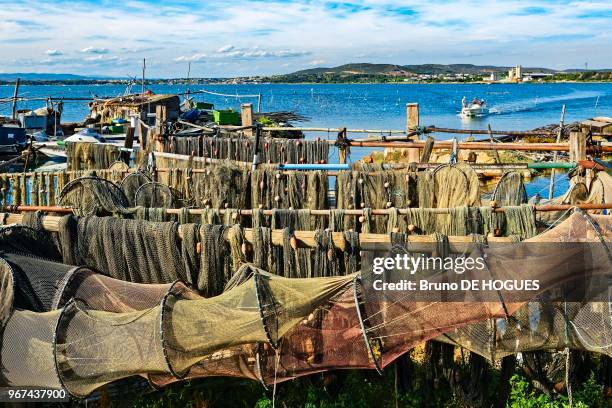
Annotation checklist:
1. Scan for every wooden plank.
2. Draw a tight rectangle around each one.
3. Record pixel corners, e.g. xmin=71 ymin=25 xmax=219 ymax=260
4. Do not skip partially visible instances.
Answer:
xmin=240 ymin=103 xmax=253 ymax=137
xmin=569 ymin=132 xmax=587 ymax=162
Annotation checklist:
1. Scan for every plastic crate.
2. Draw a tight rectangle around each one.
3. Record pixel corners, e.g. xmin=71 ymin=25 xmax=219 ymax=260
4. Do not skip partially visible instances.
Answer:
xmin=195 ymin=102 xmax=214 ymax=110
xmin=213 ymin=109 xmax=240 ymax=125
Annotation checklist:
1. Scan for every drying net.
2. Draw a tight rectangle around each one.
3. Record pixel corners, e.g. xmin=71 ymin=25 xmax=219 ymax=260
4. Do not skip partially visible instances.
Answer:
xmin=65 ymin=142 xmax=122 ymax=171
xmin=1 ymin=263 xmax=353 ymax=397
xmin=58 ymin=175 xmax=132 ymax=216
xmin=0 ymin=224 xmax=62 ymax=260
xmin=439 ymin=211 xmax=612 ymax=360
xmin=0 ymin=169 xmax=125 ymax=207
xmin=57 ymin=215 xmax=190 ymax=285
xmin=166 ymin=136 xmax=329 ymax=164
xmin=0 ymin=213 xmax=610 ymax=397
xmin=120 ymin=171 xmax=152 ymax=207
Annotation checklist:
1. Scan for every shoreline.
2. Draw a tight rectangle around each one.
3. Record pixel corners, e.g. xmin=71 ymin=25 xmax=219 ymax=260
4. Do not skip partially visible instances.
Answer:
xmin=1 ymin=80 xmax=612 ymax=87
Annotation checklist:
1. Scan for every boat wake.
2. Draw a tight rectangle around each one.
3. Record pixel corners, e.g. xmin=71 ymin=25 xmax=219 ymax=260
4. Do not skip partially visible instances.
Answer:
xmin=488 ymin=90 xmax=603 ymax=115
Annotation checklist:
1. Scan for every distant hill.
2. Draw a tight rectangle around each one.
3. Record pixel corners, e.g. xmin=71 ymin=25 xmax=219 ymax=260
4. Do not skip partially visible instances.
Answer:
xmin=289 ymin=63 xmax=555 ymax=77
xmin=0 ymin=73 xmax=109 ymax=81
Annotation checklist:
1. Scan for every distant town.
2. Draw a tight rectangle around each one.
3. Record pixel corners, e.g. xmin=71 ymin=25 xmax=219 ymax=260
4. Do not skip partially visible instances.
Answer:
xmin=1 ymin=63 xmax=610 ymax=85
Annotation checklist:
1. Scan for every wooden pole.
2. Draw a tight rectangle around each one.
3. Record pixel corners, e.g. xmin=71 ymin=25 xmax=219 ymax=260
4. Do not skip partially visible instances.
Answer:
xmin=240 ymin=103 xmax=254 ymax=137
xmin=349 ymin=140 xmax=611 ymax=153
xmin=11 ymin=78 xmax=21 ymax=120
xmin=406 ymin=103 xmax=420 ymax=162
xmin=141 ymin=58 xmax=146 ymax=96
xmin=338 ymin=128 xmax=347 ymax=164
xmin=488 ymin=124 xmax=501 ymax=163
xmin=7 ymin=203 xmax=612 ymax=216
xmin=569 ymin=131 xmax=587 ymax=162
xmin=257 ymin=94 xmax=262 ymax=113
xmin=548 ymin=105 xmax=566 ymax=200
xmin=124 ymin=127 xmax=135 ymax=149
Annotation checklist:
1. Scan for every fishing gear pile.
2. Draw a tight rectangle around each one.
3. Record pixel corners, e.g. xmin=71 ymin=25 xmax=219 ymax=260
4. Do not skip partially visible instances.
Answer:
xmin=0 ymin=212 xmax=609 ymax=398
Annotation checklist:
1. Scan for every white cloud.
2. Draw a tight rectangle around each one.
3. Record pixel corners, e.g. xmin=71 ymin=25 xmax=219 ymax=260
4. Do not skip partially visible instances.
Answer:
xmin=216 ymin=44 xmax=235 ymax=53
xmin=84 ymin=55 xmax=118 ymax=62
xmin=216 ymin=46 xmax=311 ymax=59
xmin=174 ymin=53 xmax=206 ymax=62
xmin=0 ymin=0 xmax=610 ymax=76
xmin=80 ymin=46 xmax=110 ymax=54
xmin=46 ymin=49 xmax=62 ymax=56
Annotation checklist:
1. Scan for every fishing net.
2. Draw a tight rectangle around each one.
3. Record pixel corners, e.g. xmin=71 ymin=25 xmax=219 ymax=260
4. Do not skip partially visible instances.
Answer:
xmin=1 ymin=265 xmax=351 ymax=397
xmin=440 ymin=211 xmax=612 ymax=360
xmin=433 ymin=164 xmax=481 ymax=208
xmin=0 ymin=224 xmax=61 ymax=260
xmin=66 ymin=142 xmax=121 ymax=171
xmin=134 ymin=182 xmax=176 ymax=208
xmin=58 ymin=176 xmax=132 ymax=216
xmin=491 ymin=171 xmax=528 ymax=206
xmin=193 ymin=164 xmax=251 ymax=209
xmin=537 ymin=178 xmax=588 ymax=225
xmin=120 ymin=171 xmax=152 ymax=207
xmin=57 ymin=215 xmax=189 ymax=284
xmin=0 ymin=213 xmax=610 ymax=397
xmin=108 ymin=160 xmax=129 ymax=172
xmin=0 ymin=170 xmax=126 ymax=207
xmin=586 ymin=171 xmax=612 ymax=209
xmin=167 ymin=136 xmax=329 ymax=164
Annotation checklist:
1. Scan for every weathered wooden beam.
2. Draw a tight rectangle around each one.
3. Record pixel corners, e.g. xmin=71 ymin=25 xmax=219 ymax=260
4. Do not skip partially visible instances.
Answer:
xmin=240 ymin=103 xmax=253 ymax=137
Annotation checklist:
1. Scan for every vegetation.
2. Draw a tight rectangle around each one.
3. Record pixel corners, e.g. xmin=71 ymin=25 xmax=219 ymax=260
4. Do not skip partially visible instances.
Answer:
xmin=117 ymin=354 xmax=611 ymax=408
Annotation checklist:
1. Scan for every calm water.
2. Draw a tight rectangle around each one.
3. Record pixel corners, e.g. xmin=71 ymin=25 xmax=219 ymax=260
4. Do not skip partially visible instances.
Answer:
xmin=2 ymin=82 xmax=611 ymax=197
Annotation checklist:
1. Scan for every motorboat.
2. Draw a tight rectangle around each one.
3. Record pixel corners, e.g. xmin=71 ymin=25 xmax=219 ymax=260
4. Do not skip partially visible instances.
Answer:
xmin=460 ymin=97 xmax=489 ymax=118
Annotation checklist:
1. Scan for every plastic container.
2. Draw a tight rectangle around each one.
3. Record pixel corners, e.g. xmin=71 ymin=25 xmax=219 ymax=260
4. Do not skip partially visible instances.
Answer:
xmin=213 ymin=109 xmax=240 ymax=125
xmin=195 ymin=102 xmax=214 ymax=110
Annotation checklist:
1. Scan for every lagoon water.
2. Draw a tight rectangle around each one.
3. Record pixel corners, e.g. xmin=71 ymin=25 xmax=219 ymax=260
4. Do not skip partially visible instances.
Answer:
xmin=2 ymin=82 xmax=611 ymax=197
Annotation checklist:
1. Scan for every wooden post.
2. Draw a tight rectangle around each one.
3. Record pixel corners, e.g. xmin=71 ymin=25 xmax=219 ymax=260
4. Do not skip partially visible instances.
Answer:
xmin=257 ymin=94 xmax=262 ymax=113
xmin=241 ymin=103 xmax=254 ymax=137
xmin=11 ymin=78 xmax=20 ymax=120
xmin=406 ymin=103 xmax=420 ymax=163
xmin=406 ymin=103 xmax=419 ymax=132
xmin=141 ymin=58 xmax=146 ymax=96
xmin=124 ymin=127 xmax=135 ymax=149
xmin=420 ymin=136 xmax=434 ymax=163
xmin=488 ymin=124 xmax=501 ymax=164
xmin=338 ymin=127 xmax=347 ymax=164
xmin=155 ymin=105 xmax=167 ymax=152
xmin=569 ymin=131 xmax=587 ymax=162
xmin=548 ymin=105 xmax=566 ymax=200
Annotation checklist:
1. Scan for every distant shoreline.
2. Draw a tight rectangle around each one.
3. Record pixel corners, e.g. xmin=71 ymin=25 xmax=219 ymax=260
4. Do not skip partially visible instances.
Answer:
xmin=1 ymin=80 xmax=611 ymax=87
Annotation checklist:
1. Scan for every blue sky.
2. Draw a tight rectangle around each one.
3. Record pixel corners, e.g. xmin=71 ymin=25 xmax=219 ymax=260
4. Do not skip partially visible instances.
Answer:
xmin=0 ymin=0 xmax=610 ymax=77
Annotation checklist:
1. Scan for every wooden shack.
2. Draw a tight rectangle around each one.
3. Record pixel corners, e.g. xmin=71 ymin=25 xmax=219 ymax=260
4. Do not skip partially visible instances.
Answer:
xmin=89 ymin=94 xmax=180 ymax=125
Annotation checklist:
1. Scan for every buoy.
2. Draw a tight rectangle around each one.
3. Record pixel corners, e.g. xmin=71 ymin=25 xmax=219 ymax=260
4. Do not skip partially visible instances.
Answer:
xmin=408 ymin=224 xmax=416 ymax=232
xmin=290 ymin=236 xmax=298 ymax=250
xmin=358 ymin=215 xmax=366 ymax=223
xmin=386 ymin=201 xmax=392 ymax=208
xmin=384 ymin=181 xmax=390 ymax=188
